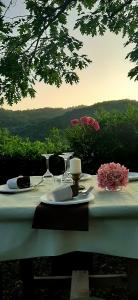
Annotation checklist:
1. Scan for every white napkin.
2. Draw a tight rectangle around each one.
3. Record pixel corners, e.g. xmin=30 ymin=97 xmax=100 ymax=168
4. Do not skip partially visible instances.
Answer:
xmin=7 ymin=176 xmax=20 ymax=189
xmin=7 ymin=176 xmax=30 ymax=189
xmin=47 ymin=184 xmax=73 ymax=202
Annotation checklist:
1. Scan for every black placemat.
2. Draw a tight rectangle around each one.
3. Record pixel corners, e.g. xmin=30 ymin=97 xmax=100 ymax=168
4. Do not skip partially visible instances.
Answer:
xmin=32 ymin=202 xmax=88 ymax=231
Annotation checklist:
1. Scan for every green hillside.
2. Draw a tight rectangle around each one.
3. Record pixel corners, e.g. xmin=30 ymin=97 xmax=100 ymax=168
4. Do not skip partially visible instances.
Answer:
xmin=0 ymin=99 xmax=138 ymax=140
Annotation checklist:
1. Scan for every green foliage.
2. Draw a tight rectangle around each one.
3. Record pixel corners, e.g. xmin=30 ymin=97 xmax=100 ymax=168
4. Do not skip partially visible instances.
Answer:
xmin=65 ymin=107 xmax=138 ymax=172
xmin=0 ymin=104 xmax=138 ymax=173
xmin=0 ymin=128 xmax=46 ymax=158
xmin=0 ymin=99 xmax=138 ymax=141
xmin=65 ymin=121 xmax=99 ymax=161
xmin=44 ymin=128 xmax=70 ymax=154
xmin=0 ymin=127 xmax=69 ymax=158
xmin=126 ymin=32 xmax=138 ymax=81
xmin=0 ymin=0 xmax=137 ymax=105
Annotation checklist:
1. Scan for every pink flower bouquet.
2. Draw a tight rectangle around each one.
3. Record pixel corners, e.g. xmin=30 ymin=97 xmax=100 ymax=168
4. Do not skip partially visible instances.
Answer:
xmin=97 ymin=162 xmax=129 ymax=191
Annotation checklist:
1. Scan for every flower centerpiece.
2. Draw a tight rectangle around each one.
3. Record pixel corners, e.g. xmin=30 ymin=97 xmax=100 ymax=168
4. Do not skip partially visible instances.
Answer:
xmin=97 ymin=162 xmax=129 ymax=191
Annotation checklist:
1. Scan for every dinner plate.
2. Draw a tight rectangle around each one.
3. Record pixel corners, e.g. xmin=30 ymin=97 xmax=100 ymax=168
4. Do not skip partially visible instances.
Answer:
xmin=40 ymin=192 xmax=94 ymax=205
xmin=56 ymin=173 xmax=92 ymax=182
xmin=0 ymin=184 xmax=35 ymax=194
xmin=128 ymin=172 xmax=138 ymax=182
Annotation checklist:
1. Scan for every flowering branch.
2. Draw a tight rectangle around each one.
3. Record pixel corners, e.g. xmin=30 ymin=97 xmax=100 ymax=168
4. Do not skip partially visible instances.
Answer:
xmin=71 ymin=116 xmax=100 ymax=131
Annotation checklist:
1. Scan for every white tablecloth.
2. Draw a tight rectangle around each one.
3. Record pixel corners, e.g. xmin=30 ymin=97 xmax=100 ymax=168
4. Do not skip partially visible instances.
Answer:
xmin=0 ymin=176 xmax=138 ymax=261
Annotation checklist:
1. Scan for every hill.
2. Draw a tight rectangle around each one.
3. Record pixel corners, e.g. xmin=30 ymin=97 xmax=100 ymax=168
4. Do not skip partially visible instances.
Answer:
xmin=0 ymin=99 xmax=138 ymax=140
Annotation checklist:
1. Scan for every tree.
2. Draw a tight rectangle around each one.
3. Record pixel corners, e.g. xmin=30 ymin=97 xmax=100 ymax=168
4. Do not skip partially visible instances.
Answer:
xmin=0 ymin=0 xmax=137 ymax=105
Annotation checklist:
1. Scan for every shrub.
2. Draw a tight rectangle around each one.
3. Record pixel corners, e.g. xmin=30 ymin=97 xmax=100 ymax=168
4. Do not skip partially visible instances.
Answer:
xmin=65 ymin=108 xmax=138 ymax=173
xmin=44 ymin=128 xmax=70 ymax=154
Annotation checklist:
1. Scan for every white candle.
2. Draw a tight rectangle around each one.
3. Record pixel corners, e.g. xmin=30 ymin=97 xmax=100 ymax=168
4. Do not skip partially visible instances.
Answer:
xmin=70 ymin=157 xmax=81 ymax=174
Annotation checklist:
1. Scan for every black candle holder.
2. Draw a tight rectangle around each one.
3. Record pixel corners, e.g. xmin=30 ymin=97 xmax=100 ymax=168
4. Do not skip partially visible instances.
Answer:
xmin=71 ymin=174 xmax=86 ymax=196
xmin=71 ymin=173 xmax=80 ymax=195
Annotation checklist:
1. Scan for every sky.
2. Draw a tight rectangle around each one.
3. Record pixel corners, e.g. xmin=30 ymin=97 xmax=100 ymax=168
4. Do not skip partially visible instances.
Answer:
xmin=3 ymin=1 xmax=138 ymax=111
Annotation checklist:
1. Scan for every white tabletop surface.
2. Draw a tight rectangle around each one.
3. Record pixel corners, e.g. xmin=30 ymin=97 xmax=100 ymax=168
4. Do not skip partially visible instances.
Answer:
xmin=0 ymin=175 xmax=138 ymax=261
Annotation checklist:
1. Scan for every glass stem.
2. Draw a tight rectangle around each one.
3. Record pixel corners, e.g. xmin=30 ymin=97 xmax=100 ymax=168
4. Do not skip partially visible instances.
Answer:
xmin=64 ymin=159 xmax=67 ymax=173
xmin=66 ymin=158 xmax=70 ymax=173
xmin=46 ymin=158 xmax=49 ymax=172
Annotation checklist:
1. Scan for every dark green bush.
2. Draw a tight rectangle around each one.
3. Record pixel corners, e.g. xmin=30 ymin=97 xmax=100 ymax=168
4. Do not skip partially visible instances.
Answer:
xmin=0 ymin=127 xmax=69 ymax=158
xmin=44 ymin=128 xmax=70 ymax=154
xmin=0 ymin=107 xmax=138 ymax=177
xmin=65 ymin=108 xmax=138 ymax=173
xmin=0 ymin=128 xmax=68 ymax=180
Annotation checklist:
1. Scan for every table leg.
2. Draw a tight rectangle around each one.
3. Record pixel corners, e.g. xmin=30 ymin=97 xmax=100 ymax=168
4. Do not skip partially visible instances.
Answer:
xmin=51 ymin=252 xmax=93 ymax=299
xmin=70 ymin=270 xmax=89 ymax=299
xmin=128 ymin=259 xmax=138 ymax=300
xmin=0 ymin=265 xmax=3 ymax=300
xmin=20 ymin=258 xmax=34 ymax=300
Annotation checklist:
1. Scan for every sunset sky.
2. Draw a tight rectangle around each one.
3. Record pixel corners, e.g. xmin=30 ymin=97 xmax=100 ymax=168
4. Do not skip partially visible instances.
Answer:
xmin=3 ymin=1 xmax=138 ymax=111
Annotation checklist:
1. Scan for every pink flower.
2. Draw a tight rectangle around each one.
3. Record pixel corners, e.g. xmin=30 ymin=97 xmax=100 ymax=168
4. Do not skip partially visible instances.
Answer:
xmin=93 ymin=120 xmax=100 ymax=131
xmin=87 ymin=117 xmax=95 ymax=126
xmin=80 ymin=116 xmax=100 ymax=131
xmin=71 ymin=119 xmax=80 ymax=126
xmin=80 ymin=116 xmax=90 ymax=125
xmin=71 ymin=115 xmax=100 ymax=131
xmin=97 ymin=162 xmax=129 ymax=191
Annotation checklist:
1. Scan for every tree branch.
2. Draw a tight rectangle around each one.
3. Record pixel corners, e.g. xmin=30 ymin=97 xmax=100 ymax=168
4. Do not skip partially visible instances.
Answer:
xmin=5 ymin=15 xmax=30 ymax=20
xmin=31 ymin=0 xmax=77 ymax=59
xmin=2 ymin=0 xmax=13 ymax=19
xmin=110 ymin=0 xmax=134 ymax=18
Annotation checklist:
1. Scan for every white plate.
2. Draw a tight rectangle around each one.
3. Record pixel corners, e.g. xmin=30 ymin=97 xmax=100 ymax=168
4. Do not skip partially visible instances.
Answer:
xmin=0 ymin=184 xmax=35 ymax=194
xmin=56 ymin=173 xmax=92 ymax=182
xmin=40 ymin=192 xmax=94 ymax=205
xmin=128 ymin=172 xmax=138 ymax=182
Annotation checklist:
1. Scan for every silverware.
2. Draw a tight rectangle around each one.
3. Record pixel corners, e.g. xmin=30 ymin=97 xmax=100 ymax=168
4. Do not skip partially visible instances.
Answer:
xmin=79 ymin=186 xmax=94 ymax=196
xmin=32 ymin=178 xmax=44 ymax=188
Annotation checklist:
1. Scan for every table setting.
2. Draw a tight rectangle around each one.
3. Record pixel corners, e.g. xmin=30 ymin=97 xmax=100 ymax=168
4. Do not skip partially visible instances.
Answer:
xmin=0 ymin=155 xmax=138 ymax=260
xmin=0 ymin=176 xmax=44 ymax=194
xmin=32 ymin=156 xmax=94 ymax=231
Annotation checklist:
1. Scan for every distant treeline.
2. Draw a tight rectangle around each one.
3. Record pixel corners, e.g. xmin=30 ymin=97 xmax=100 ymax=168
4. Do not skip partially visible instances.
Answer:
xmin=0 ymin=99 xmax=138 ymax=140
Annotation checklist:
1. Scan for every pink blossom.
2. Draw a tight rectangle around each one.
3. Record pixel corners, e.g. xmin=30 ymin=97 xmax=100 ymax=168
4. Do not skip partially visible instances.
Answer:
xmin=97 ymin=162 xmax=129 ymax=191
xmin=71 ymin=115 xmax=100 ymax=131
xmin=87 ymin=117 xmax=95 ymax=126
xmin=93 ymin=120 xmax=100 ymax=131
xmin=71 ymin=119 xmax=80 ymax=126
xmin=80 ymin=116 xmax=90 ymax=125
xmin=80 ymin=116 xmax=100 ymax=131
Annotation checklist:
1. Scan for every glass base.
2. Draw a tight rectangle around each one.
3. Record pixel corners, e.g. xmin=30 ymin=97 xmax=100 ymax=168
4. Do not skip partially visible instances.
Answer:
xmin=61 ymin=172 xmax=73 ymax=183
xmin=43 ymin=171 xmax=54 ymax=178
xmin=105 ymin=186 xmax=121 ymax=192
xmin=61 ymin=176 xmax=73 ymax=183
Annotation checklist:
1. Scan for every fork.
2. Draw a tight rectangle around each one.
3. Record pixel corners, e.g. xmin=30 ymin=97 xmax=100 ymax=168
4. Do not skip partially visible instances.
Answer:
xmin=79 ymin=186 xmax=94 ymax=196
xmin=32 ymin=178 xmax=44 ymax=188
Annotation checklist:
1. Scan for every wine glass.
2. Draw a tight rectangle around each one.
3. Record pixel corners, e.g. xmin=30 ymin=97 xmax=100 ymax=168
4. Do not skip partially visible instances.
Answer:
xmin=59 ymin=152 xmax=74 ymax=182
xmin=41 ymin=154 xmax=54 ymax=179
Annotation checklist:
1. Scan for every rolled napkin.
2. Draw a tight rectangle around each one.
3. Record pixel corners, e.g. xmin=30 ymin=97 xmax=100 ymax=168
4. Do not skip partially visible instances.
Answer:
xmin=32 ymin=184 xmax=88 ymax=231
xmin=47 ymin=184 xmax=78 ymax=202
xmin=7 ymin=176 xmax=30 ymax=189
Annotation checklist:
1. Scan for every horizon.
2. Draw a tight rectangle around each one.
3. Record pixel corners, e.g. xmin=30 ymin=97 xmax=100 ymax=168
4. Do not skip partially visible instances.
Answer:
xmin=1 ymin=98 xmax=138 ymax=112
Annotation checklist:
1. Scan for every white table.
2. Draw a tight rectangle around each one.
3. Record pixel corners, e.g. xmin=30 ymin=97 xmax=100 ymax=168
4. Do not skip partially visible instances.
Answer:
xmin=1 ymin=175 xmax=138 ymax=300
xmin=0 ymin=176 xmax=138 ymax=261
